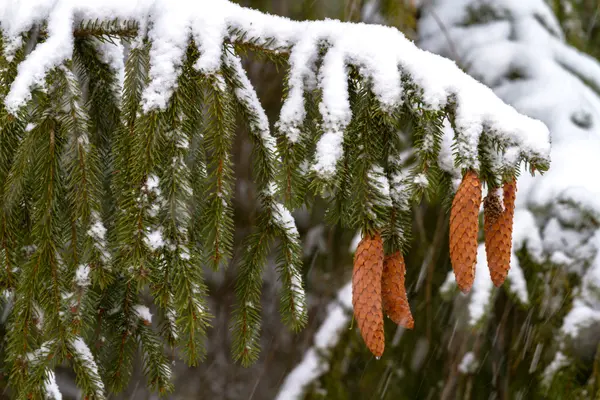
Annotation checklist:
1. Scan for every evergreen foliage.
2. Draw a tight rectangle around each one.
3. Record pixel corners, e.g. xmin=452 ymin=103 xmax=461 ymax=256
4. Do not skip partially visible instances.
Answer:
xmin=0 ymin=0 xmax=550 ymax=397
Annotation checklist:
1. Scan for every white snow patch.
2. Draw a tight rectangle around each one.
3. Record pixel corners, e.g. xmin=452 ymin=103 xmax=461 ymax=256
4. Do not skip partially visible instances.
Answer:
xmin=133 ymin=304 xmax=153 ymax=324
xmin=272 ymin=203 xmax=299 ymax=237
xmin=506 ymin=255 xmax=528 ymax=305
xmin=275 ymin=283 xmax=352 ymax=400
xmin=458 ymin=351 xmax=478 ymax=374
xmin=43 ymin=370 xmax=62 ymax=400
xmin=75 ymin=264 xmax=91 ymax=287
xmin=413 ymin=173 xmax=428 ymax=187
xmin=349 ymin=231 xmax=361 ymax=253
xmin=439 ymin=271 xmax=457 ymax=297
xmin=468 ymin=244 xmax=494 ymax=326
xmin=144 ymin=228 xmax=164 ymax=250
xmin=224 ymin=50 xmax=276 ymax=153
xmin=291 ymin=272 xmax=306 ymax=318
xmin=312 ymin=131 xmax=344 ymax=179
xmin=512 ymin=209 xmax=543 ymax=263
xmin=561 ymin=298 xmax=600 ymax=339
xmin=94 ymin=38 xmax=125 ymax=95
xmin=71 ymin=336 xmax=104 ymax=397
xmin=542 ymin=351 xmax=569 ymax=388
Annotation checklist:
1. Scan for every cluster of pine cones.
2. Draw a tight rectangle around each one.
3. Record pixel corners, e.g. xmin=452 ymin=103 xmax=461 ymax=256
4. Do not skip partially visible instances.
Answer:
xmin=450 ymin=171 xmax=517 ymax=292
xmin=352 ymin=234 xmax=413 ymax=357
xmin=352 ymin=171 xmax=516 ymax=357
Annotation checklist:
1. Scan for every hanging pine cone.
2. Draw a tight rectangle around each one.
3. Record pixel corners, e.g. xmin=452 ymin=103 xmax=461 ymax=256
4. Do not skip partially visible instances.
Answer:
xmin=352 ymin=232 xmax=385 ymax=357
xmin=382 ymin=251 xmax=414 ymax=329
xmin=484 ymin=179 xmax=517 ymax=287
xmin=449 ymin=170 xmax=482 ymax=293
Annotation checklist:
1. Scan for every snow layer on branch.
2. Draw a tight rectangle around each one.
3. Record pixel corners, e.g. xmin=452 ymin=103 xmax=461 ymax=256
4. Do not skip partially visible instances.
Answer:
xmin=71 ymin=336 xmax=104 ymax=398
xmin=93 ymin=38 xmax=125 ymax=96
xmin=1 ymin=0 xmax=549 ymax=178
xmin=43 ymin=370 xmax=62 ymax=400
xmin=223 ymin=50 xmax=276 ymax=154
xmin=133 ymin=304 xmax=153 ymax=324
xmin=75 ymin=264 xmax=91 ymax=287
xmin=275 ymin=283 xmax=352 ymax=400
xmin=272 ymin=203 xmax=299 ymax=237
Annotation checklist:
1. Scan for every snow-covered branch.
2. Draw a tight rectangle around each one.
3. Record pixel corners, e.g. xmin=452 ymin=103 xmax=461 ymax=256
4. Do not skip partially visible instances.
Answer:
xmin=1 ymin=0 xmax=549 ymax=180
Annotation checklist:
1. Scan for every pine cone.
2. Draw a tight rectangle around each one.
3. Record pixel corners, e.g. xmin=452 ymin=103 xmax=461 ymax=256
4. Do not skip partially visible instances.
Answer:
xmin=484 ymin=179 xmax=517 ymax=287
xmin=382 ymin=251 xmax=414 ymax=329
xmin=352 ymin=233 xmax=385 ymax=357
xmin=449 ymin=170 xmax=482 ymax=293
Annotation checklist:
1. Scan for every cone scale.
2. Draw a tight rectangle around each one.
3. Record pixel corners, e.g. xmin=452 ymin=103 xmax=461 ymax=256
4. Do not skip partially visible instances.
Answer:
xmin=484 ymin=179 xmax=517 ymax=287
xmin=382 ymin=251 xmax=414 ymax=329
xmin=449 ymin=170 xmax=482 ymax=293
xmin=352 ymin=233 xmax=385 ymax=357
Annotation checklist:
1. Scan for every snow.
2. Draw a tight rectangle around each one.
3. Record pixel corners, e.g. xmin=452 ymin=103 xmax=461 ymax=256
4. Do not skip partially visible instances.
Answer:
xmin=468 ymin=244 xmax=494 ymax=326
xmin=94 ymin=38 xmax=125 ymax=97
xmin=87 ymin=212 xmax=111 ymax=263
xmin=312 ymin=131 xmax=344 ymax=179
xmin=87 ymin=216 xmax=106 ymax=241
xmin=439 ymin=271 xmax=457 ymax=298
xmin=144 ymin=228 xmax=164 ymax=250
xmin=349 ymin=231 xmax=361 ymax=253
xmin=458 ymin=352 xmax=478 ymax=374
xmin=270 ymin=202 xmax=305 ymax=317
xmin=437 ymin=120 xmax=462 ymax=191
xmin=275 ymin=283 xmax=352 ymax=400
xmin=290 ymin=271 xmax=306 ymax=317
xmin=511 ymin=209 xmax=543 ymax=263
xmin=506 ymin=256 xmax=528 ymax=305
xmin=26 ymin=340 xmax=54 ymax=364
xmin=561 ymin=299 xmax=600 ymax=339
xmin=75 ymin=264 xmax=90 ymax=287
xmin=542 ymin=351 xmax=569 ymax=388
xmin=413 ymin=173 xmax=428 ymax=188
xmin=369 ymin=166 xmax=392 ymax=208
xmin=133 ymin=304 xmax=153 ymax=323
xmin=1 ymin=0 xmax=549 ymax=184
xmin=389 ymin=171 xmax=411 ymax=212
xmin=272 ymin=203 xmax=299 ymax=237
xmin=71 ymin=336 xmax=104 ymax=397
xmin=44 ymin=370 xmax=62 ymax=400
xmin=223 ymin=50 xmax=276 ymax=153
xmin=145 ymin=174 xmax=160 ymax=193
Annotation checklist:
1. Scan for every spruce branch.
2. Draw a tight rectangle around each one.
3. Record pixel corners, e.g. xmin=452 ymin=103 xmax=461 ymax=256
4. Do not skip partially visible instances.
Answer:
xmin=271 ymin=201 xmax=307 ymax=331
xmin=137 ymin=322 xmax=174 ymax=395
xmin=201 ymin=73 xmax=236 ymax=270
xmin=222 ymin=46 xmax=278 ymax=189
xmin=68 ymin=336 xmax=105 ymax=400
xmin=151 ymin=45 xmax=211 ymax=366
xmin=231 ymin=224 xmax=271 ymax=367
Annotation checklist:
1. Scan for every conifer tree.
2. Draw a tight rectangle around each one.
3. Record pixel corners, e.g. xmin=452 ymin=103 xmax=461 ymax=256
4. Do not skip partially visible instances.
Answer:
xmin=0 ymin=0 xmax=550 ymax=397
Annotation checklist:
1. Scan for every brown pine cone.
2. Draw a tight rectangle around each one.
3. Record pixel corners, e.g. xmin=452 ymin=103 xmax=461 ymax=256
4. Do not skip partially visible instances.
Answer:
xmin=449 ymin=170 xmax=482 ymax=293
xmin=382 ymin=251 xmax=414 ymax=329
xmin=352 ymin=232 xmax=385 ymax=357
xmin=484 ymin=179 xmax=517 ymax=287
